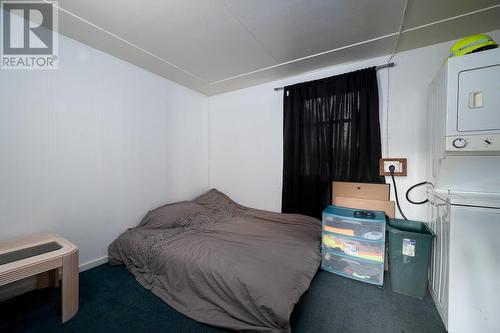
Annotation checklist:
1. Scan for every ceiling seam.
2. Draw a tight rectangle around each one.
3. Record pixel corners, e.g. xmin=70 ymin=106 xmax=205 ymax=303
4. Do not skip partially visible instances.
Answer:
xmin=403 ymin=3 xmax=500 ymax=33
xmin=209 ymin=3 xmax=500 ymax=85
xmin=44 ymin=0 xmax=208 ymax=83
xmin=208 ymin=32 xmax=399 ymax=85
xmin=221 ymin=0 xmax=279 ymax=63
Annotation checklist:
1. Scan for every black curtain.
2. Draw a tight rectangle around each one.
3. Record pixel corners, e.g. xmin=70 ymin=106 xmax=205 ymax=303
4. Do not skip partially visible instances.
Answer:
xmin=282 ymin=67 xmax=384 ymax=219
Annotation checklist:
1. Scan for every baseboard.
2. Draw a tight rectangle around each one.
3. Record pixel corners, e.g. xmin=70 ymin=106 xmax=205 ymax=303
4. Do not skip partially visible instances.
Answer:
xmin=79 ymin=256 xmax=108 ymax=272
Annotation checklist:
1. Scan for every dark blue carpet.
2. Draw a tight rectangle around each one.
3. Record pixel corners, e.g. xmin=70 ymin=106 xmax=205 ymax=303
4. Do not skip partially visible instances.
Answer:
xmin=0 ymin=264 xmax=446 ymax=333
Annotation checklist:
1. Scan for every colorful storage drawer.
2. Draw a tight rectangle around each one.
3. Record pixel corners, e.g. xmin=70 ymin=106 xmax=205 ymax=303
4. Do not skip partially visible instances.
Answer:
xmin=321 ymin=250 xmax=384 ymax=285
xmin=323 ymin=205 xmax=386 ymax=241
xmin=321 ymin=205 xmax=386 ymax=286
xmin=322 ymin=233 xmax=384 ymax=263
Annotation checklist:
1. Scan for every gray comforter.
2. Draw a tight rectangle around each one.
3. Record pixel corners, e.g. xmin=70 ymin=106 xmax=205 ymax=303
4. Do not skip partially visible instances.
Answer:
xmin=108 ymin=189 xmax=321 ymax=332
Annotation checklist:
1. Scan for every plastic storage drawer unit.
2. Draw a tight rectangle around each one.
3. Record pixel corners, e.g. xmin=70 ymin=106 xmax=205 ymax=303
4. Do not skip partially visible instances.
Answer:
xmin=321 ymin=205 xmax=386 ymax=286
xmin=322 ymin=251 xmax=384 ymax=285
xmin=323 ymin=233 xmax=385 ymax=263
xmin=323 ymin=206 xmax=386 ymax=240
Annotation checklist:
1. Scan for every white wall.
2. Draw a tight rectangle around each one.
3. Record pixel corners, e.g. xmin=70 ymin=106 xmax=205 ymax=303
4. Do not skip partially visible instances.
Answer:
xmin=0 ymin=34 xmax=209 ymax=266
xmin=208 ymin=30 xmax=500 ymax=221
xmin=2 ymin=26 xmax=498 ymax=267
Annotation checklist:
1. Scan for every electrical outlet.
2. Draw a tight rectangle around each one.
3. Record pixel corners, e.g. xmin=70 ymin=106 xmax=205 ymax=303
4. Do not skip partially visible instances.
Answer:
xmin=384 ymin=161 xmax=402 ymax=173
xmin=379 ymin=158 xmax=407 ymax=176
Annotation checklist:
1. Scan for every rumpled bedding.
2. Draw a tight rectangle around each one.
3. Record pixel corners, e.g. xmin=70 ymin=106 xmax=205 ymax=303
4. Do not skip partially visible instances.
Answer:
xmin=108 ymin=189 xmax=321 ymax=332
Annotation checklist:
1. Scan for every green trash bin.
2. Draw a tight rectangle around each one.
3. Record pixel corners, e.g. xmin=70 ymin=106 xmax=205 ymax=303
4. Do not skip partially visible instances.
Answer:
xmin=387 ymin=218 xmax=435 ymax=300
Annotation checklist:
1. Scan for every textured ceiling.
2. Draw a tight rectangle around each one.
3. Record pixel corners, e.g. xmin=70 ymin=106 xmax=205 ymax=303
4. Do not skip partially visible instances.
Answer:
xmin=52 ymin=0 xmax=500 ymax=95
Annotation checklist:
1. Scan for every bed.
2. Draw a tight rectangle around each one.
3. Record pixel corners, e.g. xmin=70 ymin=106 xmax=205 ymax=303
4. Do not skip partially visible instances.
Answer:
xmin=108 ymin=189 xmax=321 ymax=332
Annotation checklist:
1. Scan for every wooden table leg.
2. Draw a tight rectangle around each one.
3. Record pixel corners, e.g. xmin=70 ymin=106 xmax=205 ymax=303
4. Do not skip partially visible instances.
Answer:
xmin=61 ymin=250 xmax=79 ymax=323
xmin=37 ymin=271 xmax=50 ymax=289
xmin=37 ymin=268 xmax=60 ymax=289
xmin=49 ymin=268 xmax=61 ymax=288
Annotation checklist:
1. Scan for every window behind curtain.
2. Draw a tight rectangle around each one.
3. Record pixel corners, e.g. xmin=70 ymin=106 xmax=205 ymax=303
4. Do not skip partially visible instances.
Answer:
xmin=281 ymin=67 xmax=384 ymax=219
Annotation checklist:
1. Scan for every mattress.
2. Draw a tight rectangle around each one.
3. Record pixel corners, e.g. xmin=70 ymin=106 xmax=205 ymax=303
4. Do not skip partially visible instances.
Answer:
xmin=108 ymin=189 xmax=321 ymax=332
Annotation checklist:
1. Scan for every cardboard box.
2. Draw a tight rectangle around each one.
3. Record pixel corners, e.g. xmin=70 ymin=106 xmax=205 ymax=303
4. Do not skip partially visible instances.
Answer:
xmin=333 ymin=197 xmax=395 ymax=218
xmin=333 ymin=181 xmax=390 ymax=201
xmin=332 ymin=182 xmax=395 ymax=218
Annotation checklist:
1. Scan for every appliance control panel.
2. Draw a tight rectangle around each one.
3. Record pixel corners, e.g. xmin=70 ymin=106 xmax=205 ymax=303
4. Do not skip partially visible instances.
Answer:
xmin=446 ymin=133 xmax=500 ymax=153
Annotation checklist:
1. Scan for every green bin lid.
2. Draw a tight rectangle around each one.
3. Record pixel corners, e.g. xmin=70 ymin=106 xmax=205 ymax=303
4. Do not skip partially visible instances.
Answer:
xmin=387 ymin=218 xmax=435 ymax=237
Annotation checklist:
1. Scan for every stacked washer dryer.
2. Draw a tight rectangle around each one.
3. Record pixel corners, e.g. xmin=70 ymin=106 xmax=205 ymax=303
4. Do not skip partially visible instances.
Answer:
xmin=426 ymin=47 xmax=500 ymax=333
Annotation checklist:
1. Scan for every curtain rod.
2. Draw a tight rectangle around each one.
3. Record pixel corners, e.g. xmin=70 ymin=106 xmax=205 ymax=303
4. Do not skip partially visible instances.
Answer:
xmin=273 ymin=62 xmax=395 ymax=91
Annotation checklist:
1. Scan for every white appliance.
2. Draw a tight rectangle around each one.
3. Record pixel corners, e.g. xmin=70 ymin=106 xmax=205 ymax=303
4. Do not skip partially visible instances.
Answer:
xmin=427 ymin=47 xmax=500 ymax=159
xmin=428 ymin=190 xmax=500 ymax=332
xmin=426 ymin=48 xmax=500 ymax=333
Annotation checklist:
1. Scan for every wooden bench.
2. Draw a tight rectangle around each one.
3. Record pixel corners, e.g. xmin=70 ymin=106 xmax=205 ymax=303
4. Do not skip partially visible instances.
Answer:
xmin=0 ymin=234 xmax=79 ymax=322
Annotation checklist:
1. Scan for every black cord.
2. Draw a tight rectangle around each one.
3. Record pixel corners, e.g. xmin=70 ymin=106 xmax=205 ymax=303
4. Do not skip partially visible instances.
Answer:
xmin=389 ymin=165 xmax=408 ymax=220
xmin=406 ymin=181 xmax=429 ymax=205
